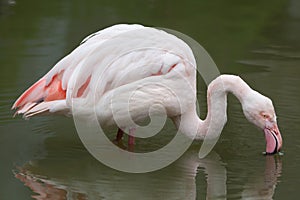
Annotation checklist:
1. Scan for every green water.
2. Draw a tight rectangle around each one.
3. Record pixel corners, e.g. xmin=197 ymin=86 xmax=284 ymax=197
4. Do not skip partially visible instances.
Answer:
xmin=1 ymin=0 xmax=300 ymax=199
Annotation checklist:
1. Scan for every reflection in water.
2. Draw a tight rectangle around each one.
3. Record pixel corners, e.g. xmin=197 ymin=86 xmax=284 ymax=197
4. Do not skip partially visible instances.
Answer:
xmin=15 ymin=172 xmax=86 ymax=200
xmin=14 ymin=149 xmax=281 ymax=200
xmin=241 ymin=156 xmax=282 ymax=199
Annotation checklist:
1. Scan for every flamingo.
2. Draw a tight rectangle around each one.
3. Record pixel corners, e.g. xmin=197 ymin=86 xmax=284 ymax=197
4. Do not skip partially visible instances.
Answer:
xmin=12 ymin=24 xmax=282 ymax=154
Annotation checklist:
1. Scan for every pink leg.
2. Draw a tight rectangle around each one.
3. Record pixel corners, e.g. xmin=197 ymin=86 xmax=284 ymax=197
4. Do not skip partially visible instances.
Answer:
xmin=128 ymin=135 xmax=135 ymax=146
xmin=113 ymin=128 xmax=127 ymax=150
xmin=128 ymin=127 xmax=136 ymax=145
xmin=128 ymin=127 xmax=136 ymax=151
xmin=116 ymin=128 xmax=124 ymax=142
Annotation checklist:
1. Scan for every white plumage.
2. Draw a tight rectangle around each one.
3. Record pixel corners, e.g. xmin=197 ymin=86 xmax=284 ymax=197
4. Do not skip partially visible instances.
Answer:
xmin=13 ymin=24 xmax=282 ymax=154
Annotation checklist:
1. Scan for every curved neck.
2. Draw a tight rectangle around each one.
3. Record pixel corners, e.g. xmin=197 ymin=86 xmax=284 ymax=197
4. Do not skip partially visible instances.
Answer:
xmin=175 ymin=75 xmax=252 ymax=139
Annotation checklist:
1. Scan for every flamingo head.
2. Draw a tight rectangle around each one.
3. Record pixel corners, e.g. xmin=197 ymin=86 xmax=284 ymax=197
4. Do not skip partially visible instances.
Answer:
xmin=242 ymin=91 xmax=283 ymax=155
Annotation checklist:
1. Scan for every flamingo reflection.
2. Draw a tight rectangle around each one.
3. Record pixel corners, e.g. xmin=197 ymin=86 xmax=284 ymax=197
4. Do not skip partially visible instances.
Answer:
xmin=15 ymin=150 xmax=281 ymax=199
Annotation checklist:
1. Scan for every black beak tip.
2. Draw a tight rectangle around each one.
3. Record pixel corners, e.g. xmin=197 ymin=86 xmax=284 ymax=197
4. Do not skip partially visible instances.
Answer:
xmin=262 ymin=150 xmax=284 ymax=156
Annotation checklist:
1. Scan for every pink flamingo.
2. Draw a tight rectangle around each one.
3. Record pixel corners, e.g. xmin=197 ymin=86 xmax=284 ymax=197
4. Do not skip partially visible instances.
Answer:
xmin=12 ymin=24 xmax=282 ymax=154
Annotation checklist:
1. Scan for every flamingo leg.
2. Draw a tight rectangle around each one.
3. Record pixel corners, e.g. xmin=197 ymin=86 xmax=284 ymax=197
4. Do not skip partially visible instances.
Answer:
xmin=113 ymin=128 xmax=126 ymax=150
xmin=114 ymin=127 xmax=136 ymax=151
xmin=116 ymin=128 xmax=124 ymax=142
xmin=128 ymin=127 xmax=136 ymax=145
xmin=128 ymin=127 xmax=136 ymax=151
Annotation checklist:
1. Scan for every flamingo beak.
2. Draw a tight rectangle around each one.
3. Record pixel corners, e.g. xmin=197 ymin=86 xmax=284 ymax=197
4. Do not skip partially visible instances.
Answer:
xmin=264 ymin=123 xmax=282 ymax=155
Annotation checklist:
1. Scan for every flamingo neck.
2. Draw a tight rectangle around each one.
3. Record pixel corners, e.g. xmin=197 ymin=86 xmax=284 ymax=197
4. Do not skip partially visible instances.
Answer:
xmin=176 ymin=75 xmax=252 ymax=140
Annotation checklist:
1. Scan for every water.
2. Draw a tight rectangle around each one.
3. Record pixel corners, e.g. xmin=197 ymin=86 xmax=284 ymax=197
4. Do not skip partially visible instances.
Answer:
xmin=1 ymin=0 xmax=300 ymax=199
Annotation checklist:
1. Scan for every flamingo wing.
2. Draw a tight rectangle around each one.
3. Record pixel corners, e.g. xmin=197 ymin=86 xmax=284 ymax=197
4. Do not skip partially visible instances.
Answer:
xmin=12 ymin=24 xmax=145 ymax=116
xmin=12 ymin=24 xmax=196 ymax=120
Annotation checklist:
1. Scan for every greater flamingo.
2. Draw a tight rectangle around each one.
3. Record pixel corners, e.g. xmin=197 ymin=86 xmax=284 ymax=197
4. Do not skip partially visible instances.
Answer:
xmin=12 ymin=24 xmax=282 ymax=154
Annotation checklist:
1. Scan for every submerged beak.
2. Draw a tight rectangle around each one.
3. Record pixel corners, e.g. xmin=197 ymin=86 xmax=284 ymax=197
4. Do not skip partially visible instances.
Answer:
xmin=264 ymin=123 xmax=283 ymax=154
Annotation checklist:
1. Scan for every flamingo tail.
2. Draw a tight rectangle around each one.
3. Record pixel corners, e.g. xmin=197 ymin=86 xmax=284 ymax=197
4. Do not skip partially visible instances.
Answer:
xmin=12 ymin=72 xmax=69 ymax=118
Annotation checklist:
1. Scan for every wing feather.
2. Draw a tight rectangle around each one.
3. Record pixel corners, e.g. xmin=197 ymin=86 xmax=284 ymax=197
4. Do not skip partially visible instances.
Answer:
xmin=13 ymin=24 xmax=196 ymax=120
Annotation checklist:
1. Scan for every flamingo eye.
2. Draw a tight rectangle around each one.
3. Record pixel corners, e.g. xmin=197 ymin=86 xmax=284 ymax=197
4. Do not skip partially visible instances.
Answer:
xmin=262 ymin=113 xmax=270 ymax=119
xmin=260 ymin=111 xmax=269 ymax=119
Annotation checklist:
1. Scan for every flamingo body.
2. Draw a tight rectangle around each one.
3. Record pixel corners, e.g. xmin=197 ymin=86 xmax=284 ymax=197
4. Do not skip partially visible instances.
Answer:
xmin=13 ymin=24 xmax=282 ymax=154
